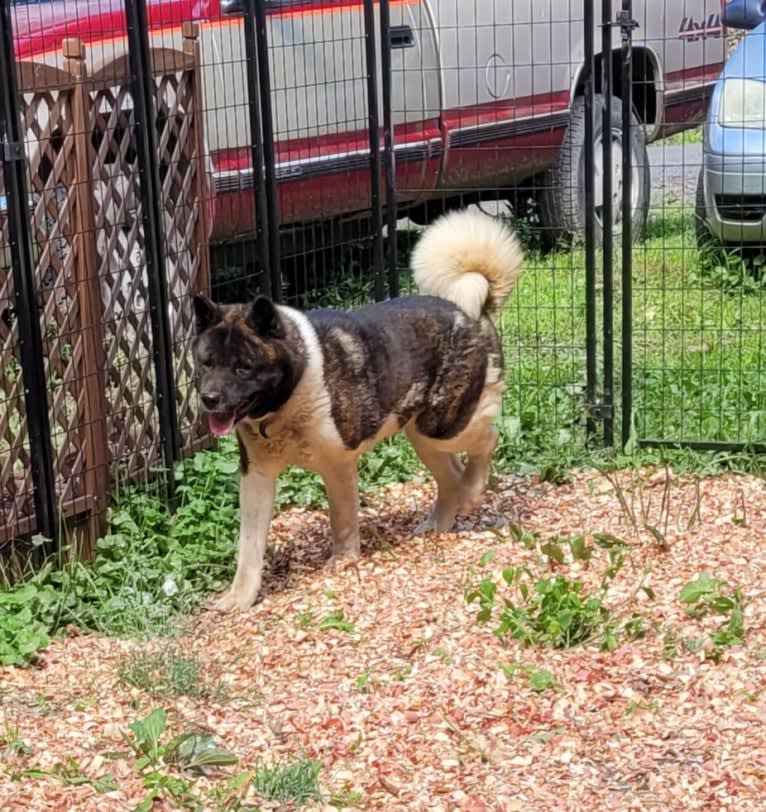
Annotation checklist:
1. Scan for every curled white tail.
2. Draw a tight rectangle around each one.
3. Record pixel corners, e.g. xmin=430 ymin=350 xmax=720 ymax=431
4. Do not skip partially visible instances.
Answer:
xmin=411 ymin=208 xmax=523 ymax=320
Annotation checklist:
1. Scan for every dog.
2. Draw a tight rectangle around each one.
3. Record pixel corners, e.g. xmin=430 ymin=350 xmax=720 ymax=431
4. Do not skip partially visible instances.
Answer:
xmin=192 ymin=208 xmax=523 ymax=611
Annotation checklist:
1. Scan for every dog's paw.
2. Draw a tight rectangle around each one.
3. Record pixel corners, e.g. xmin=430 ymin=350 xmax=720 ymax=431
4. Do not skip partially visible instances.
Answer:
xmin=458 ymin=494 xmax=484 ymax=515
xmin=412 ymin=515 xmax=436 ymax=537
xmin=412 ymin=513 xmax=457 ymax=537
xmin=325 ymin=549 xmax=361 ymax=570
xmin=457 ymin=480 xmax=488 ymax=514
xmin=210 ymin=588 xmax=257 ymax=613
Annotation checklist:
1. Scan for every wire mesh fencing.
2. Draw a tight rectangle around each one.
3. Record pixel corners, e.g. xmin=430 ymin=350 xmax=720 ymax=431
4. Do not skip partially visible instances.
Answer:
xmin=4 ymin=0 xmax=764 ymax=566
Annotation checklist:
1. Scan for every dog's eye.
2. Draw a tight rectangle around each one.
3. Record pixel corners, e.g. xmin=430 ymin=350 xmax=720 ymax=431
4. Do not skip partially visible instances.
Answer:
xmin=234 ymin=364 xmax=251 ymax=378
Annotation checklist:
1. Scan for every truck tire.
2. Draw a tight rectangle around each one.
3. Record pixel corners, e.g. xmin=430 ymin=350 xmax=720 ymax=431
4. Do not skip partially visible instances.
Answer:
xmin=540 ymin=93 xmax=650 ymax=247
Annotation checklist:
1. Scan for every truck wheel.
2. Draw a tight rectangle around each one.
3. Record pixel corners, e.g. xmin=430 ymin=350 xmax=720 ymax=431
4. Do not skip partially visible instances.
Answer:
xmin=540 ymin=94 xmax=650 ymax=246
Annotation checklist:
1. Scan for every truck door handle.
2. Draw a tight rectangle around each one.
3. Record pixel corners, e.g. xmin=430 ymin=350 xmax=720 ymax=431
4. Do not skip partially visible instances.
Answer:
xmin=390 ymin=25 xmax=414 ymax=48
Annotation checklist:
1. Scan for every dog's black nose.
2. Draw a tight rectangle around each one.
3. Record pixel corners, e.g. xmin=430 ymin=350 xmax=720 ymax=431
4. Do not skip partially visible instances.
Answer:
xmin=201 ymin=392 xmax=222 ymax=410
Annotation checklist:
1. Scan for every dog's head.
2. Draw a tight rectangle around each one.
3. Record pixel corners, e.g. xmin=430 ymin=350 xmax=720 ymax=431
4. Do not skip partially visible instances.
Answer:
xmin=192 ymin=294 xmax=303 ymax=437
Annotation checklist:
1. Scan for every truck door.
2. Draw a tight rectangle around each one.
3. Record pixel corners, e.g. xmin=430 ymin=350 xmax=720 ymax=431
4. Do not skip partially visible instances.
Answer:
xmin=432 ymin=0 xmax=575 ymax=191
xmin=202 ymin=0 xmax=441 ymax=236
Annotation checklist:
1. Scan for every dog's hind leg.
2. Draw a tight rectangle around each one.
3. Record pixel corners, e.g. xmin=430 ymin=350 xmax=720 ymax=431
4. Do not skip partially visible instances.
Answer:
xmin=213 ymin=469 xmax=277 ymax=612
xmin=322 ymin=461 xmax=362 ymax=565
xmin=459 ymin=422 xmax=498 ymax=512
xmin=405 ymin=427 xmax=465 ymax=534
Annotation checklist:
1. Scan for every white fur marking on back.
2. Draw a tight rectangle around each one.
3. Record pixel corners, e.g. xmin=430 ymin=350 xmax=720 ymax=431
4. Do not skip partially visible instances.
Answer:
xmin=329 ymin=326 xmax=366 ymax=373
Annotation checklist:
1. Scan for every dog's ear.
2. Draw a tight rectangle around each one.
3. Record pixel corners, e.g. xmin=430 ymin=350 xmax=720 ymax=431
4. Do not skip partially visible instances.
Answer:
xmin=246 ymin=296 xmax=284 ymax=338
xmin=193 ymin=294 xmax=221 ymax=334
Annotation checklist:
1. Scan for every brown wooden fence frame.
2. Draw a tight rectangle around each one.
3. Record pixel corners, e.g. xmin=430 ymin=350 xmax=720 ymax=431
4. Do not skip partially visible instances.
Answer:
xmin=0 ymin=23 xmax=209 ymax=559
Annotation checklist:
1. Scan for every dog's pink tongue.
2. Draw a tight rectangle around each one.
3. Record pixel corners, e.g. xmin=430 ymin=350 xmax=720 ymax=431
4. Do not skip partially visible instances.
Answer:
xmin=209 ymin=413 xmax=236 ymax=438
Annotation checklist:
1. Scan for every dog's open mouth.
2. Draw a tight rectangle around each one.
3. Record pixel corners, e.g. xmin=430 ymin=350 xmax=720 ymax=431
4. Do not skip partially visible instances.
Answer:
xmin=208 ymin=408 xmax=247 ymax=438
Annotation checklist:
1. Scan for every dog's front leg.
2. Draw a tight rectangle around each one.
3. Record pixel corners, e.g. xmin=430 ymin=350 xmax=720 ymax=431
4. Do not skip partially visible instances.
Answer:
xmin=214 ymin=469 xmax=276 ymax=612
xmin=322 ymin=462 xmax=361 ymax=566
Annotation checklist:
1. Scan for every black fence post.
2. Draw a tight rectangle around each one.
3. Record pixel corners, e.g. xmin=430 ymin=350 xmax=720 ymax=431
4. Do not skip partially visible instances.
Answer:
xmin=600 ymin=0 xmax=614 ymax=447
xmin=124 ymin=0 xmax=180 ymax=495
xmin=620 ymin=0 xmax=636 ymax=449
xmin=252 ymin=0 xmax=282 ymax=301
xmin=241 ymin=0 xmax=272 ymax=298
xmin=0 ymin=0 xmax=57 ymax=552
xmin=583 ymin=0 xmax=598 ymax=444
xmin=362 ymin=0 xmax=385 ymax=301
xmin=379 ymin=0 xmax=398 ymax=299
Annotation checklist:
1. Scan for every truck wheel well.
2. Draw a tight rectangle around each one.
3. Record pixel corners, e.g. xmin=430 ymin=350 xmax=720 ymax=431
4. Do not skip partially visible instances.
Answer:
xmin=574 ymin=47 xmax=658 ymax=130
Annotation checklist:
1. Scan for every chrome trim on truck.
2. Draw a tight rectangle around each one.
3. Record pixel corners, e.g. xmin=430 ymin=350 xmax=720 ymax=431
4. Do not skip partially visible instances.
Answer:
xmin=449 ymin=111 xmax=572 ymax=149
xmin=214 ymin=138 xmax=442 ymax=194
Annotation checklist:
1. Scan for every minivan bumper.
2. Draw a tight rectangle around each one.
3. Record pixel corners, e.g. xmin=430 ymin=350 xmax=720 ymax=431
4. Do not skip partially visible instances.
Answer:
xmin=703 ymin=150 xmax=766 ymax=242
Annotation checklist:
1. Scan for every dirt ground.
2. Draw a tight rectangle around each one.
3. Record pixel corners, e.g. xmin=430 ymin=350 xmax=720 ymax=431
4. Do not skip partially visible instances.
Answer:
xmin=1 ymin=468 xmax=766 ymax=811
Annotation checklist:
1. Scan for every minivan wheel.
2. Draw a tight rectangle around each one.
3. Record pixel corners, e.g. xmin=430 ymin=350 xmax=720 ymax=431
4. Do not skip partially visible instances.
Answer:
xmin=540 ymin=93 xmax=650 ymax=247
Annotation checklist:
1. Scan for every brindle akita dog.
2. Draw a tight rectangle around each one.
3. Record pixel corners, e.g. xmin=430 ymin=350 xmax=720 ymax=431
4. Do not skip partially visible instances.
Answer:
xmin=193 ymin=208 xmax=523 ymax=611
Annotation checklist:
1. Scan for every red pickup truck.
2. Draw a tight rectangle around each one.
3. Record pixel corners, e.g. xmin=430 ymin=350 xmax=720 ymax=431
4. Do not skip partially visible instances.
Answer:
xmin=11 ymin=0 xmax=726 ymax=252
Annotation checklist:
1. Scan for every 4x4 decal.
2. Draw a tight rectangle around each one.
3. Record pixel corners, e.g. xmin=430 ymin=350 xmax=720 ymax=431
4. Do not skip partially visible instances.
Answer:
xmin=678 ymin=13 xmax=723 ymax=41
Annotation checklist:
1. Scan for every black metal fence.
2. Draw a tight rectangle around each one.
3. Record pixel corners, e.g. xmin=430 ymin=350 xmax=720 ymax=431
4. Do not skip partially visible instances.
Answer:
xmin=2 ymin=0 xmax=759 ymax=561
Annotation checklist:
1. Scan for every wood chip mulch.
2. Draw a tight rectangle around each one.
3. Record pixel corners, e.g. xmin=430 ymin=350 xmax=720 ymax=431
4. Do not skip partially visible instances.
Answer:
xmin=2 ymin=468 xmax=766 ymax=811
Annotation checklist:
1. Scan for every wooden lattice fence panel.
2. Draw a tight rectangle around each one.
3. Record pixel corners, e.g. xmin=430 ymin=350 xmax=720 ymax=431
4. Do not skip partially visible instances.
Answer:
xmin=0 ymin=29 xmax=209 ymax=553
xmin=0 ymin=64 xmax=91 ymax=544
xmin=91 ymin=83 xmax=161 ymax=480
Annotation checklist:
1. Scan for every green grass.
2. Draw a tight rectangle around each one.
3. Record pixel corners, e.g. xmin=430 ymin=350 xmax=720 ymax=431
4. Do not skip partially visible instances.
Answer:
xmin=117 ymin=646 xmax=225 ymax=700
xmin=318 ymin=610 xmax=355 ymax=633
xmin=0 ymin=446 xmax=241 ymax=665
xmin=659 ymin=126 xmax=703 ymax=145
xmin=467 ymin=529 xmax=635 ymax=651
xmin=499 ymin=202 xmax=766 ymax=462
xmin=252 ymin=759 xmax=323 ymax=804
xmin=679 ymin=572 xmax=746 ymax=659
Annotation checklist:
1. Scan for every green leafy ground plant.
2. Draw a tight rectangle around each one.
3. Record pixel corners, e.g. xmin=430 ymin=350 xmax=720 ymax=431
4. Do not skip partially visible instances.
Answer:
xmin=128 ymin=708 xmax=238 ymax=811
xmin=679 ymin=573 xmax=746 ymax=658
xmin=467 ymin=528 xmax=646 ymax=651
